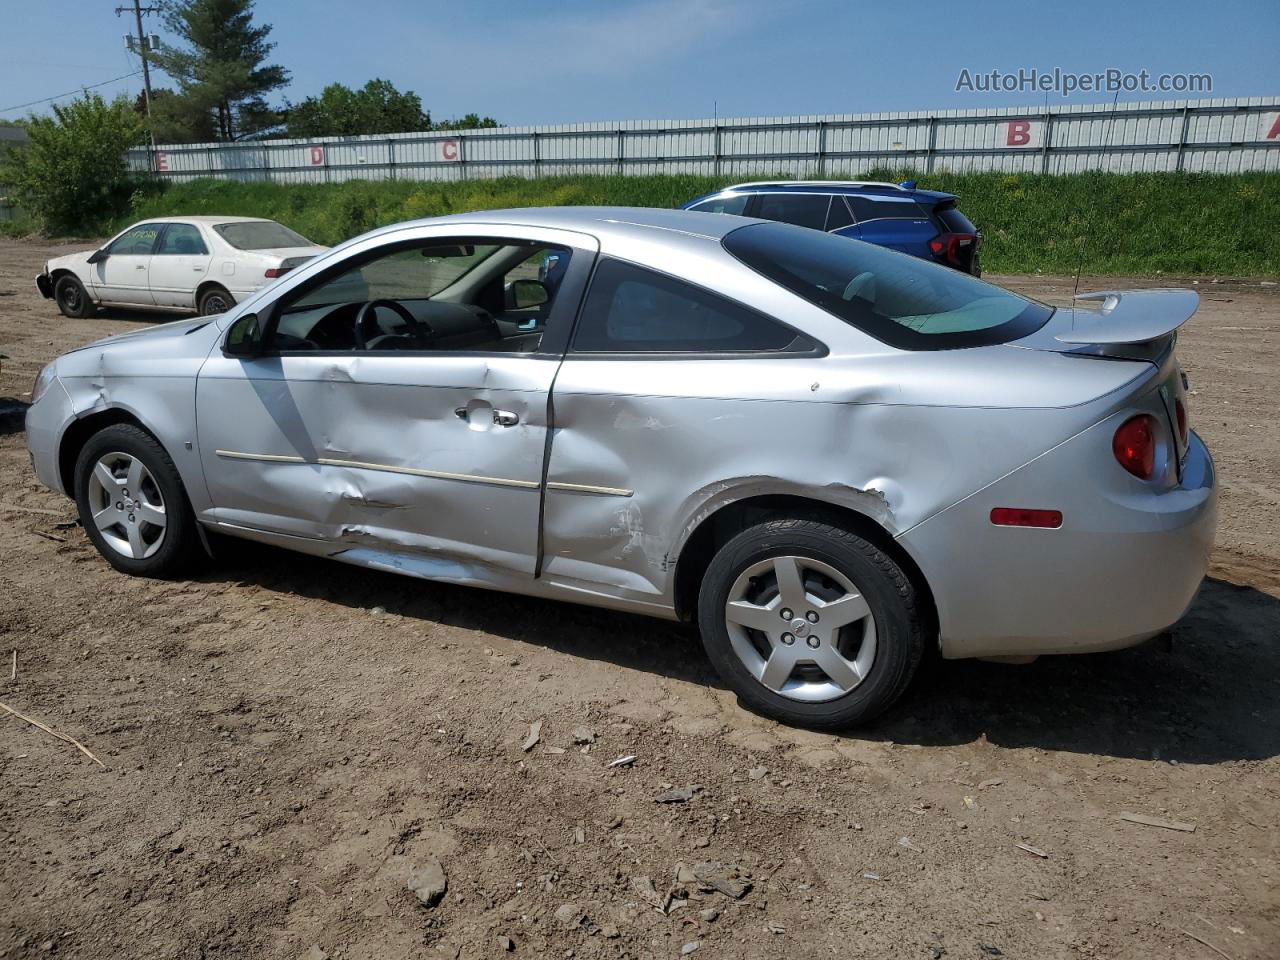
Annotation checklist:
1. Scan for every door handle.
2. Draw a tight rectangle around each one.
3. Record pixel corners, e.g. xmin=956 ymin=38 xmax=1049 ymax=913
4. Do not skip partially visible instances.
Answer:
xmin=492 ymin=410 xmax=519 ymax=427
xmin=135 ymin=264 xmax=146 ymax=270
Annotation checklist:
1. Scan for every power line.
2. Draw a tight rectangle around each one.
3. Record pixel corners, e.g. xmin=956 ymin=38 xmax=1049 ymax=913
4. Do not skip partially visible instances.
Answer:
xmin=0 ymin=70 xmax=143 ymax=115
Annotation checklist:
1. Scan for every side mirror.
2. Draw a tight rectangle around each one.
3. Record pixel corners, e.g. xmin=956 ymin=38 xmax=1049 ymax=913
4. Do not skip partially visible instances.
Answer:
xmin=223 ymin=312 xmax=265 ymax=358
xmin=506 ymin=278 xmax=549 ymax=310
xmin=86 ymin=249 xmax=108 ymax=265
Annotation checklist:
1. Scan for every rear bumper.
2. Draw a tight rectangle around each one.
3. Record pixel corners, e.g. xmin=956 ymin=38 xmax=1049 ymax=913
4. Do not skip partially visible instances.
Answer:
xmin=36 ymin=273 xmax=53 ymax=299
xmin=898 ymin=425 xmax=1216 ymax=659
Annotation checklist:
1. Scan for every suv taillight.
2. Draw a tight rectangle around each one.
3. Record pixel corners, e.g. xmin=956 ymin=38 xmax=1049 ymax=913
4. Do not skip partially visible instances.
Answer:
xmin=1113 ymin=414 xmax=1158 ymax=480
xmin=1175 ymin=397 xmax=1188 ymax=446
xmin=929 ymin=232 xmax=978 ymax=267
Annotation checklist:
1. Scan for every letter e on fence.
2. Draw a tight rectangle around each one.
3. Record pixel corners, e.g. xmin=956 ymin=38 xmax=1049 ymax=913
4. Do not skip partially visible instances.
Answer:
xmin=309 ymin=146 xmax=325 ymax=165
xmin=440 ymin=139 xmax=459 ymax=162
xmin=154 ymin=151 xmax=168 ymax=173
xmin=1004 ymin=120 xmax=1038 ymax=147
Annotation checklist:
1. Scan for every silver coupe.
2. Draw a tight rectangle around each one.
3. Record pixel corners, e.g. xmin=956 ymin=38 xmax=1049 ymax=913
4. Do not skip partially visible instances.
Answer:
xmin=25 ymin=208 xmax=1217 ymax=728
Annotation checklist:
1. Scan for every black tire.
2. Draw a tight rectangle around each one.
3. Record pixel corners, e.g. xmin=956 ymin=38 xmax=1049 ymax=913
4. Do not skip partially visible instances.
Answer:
xmin=696 ymin=518 xmax=924 ymax=730
xmin=198 ymin=284 xmax=233 ymax=316
xmin=54 ymin=274 xmax=95 ymax=318
xmin=73 ymin=424 xmax=202 ymax=578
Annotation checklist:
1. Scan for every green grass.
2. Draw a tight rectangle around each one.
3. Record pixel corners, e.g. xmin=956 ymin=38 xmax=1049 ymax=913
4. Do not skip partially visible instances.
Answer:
xmin=16 ymin=169 xmax=1280 ymax=276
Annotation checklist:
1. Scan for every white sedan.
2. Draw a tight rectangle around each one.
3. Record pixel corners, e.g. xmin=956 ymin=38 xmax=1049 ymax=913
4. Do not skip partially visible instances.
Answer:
xmin=36 ymin=216 xmax=329 ymax=317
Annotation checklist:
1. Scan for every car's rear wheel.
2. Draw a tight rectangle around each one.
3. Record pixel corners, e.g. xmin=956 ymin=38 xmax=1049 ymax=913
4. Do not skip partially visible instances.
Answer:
xmin=74 ymin=424 xmax=201 ymax=577
xmin=54 ymin=275 xmax=95 ymax=318
xmin=198 ymin=284 xmax=233 ymax=316
xmin=696 ymin=518 xmax=924 ymax=729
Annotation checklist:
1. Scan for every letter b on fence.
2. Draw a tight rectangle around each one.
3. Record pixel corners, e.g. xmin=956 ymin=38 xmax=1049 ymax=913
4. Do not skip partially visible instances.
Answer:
xmin=1005 ymin=120 xmax=1034 ymax=147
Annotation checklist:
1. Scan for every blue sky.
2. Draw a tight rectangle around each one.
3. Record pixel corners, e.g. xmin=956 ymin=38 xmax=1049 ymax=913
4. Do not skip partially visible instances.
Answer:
xmin=2 ymin=0 xmax=1276 ymax=124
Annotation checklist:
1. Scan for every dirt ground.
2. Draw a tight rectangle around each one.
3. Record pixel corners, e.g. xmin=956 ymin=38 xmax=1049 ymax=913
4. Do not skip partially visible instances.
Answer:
xmin=1 ymin=237 xmax=1277 ymax=960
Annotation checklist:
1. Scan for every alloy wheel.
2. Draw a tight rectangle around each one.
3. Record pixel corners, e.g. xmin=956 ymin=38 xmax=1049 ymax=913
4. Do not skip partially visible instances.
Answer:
xmin=723 ymin=555 xmax=877 ymax=703
xmin=86 ymin=451 xmax=167 ymax=559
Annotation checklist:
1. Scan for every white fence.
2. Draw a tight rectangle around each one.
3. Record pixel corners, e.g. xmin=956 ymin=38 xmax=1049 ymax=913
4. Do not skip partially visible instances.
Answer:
xmin=128 ymin=96 xmax=1280 ymax=184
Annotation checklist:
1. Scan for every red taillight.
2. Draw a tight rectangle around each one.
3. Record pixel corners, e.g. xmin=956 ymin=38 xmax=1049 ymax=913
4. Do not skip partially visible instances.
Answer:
xmin=928 ymin=232 xmax=977 ymax=266
xmin=990 ymin=508 xmax=1063 ymax=528
xmin=1175 ymin=397 xmax=1188 ymax=445
xmin=264 ymin=266 xmax=292 ymax=278
xmin=1113 ymin=414 xmax=1158 ymax=480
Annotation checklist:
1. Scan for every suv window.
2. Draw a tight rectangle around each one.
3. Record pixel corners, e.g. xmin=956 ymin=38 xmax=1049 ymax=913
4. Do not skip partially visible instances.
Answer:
xmin=107 ymin=223 xmax=162 ymax=256
xmin=723 ymin=222 xmax=1052 ymax=351
xmin=689 ymin=194 xmax=750 ymax=216
xmin=573 ymin=258 xmax=803 ymax=354
xmin=156 ymin=223 xmax=208 ymax=256
xmin=825 ymin=196 xmax=855 ymax=232
xmin=847 ymin=195 xmax=931 ymax=222
xmin=755 ymin=193 xmax=830 ymax=230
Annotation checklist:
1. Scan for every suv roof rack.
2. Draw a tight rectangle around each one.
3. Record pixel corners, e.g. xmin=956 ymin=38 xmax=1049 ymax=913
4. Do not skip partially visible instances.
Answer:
xmin=723 ymin=180 xmax=908 ymax=192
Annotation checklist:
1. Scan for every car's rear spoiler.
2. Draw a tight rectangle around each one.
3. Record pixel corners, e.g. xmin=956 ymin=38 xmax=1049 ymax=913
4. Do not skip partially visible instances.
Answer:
xmin=1056 ymin=289 xmax=1199 ymax=345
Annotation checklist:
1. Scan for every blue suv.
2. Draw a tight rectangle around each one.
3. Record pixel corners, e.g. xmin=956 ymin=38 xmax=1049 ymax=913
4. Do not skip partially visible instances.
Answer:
xmin=682 ymin=180 xmax=983 ymax=276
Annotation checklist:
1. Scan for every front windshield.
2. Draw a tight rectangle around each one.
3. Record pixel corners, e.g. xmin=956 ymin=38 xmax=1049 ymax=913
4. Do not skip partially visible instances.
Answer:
xmin=215 ymin=220 xmax=313 ymax=250
xmin=723 ymin=221 xmax=1052 ymax=350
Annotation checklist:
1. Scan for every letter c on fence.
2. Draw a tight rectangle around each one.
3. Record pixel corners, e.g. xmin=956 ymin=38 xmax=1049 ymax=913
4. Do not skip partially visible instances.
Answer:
xmin=1006 ymin=120 xmax=1033 ymax=147
xmin=441 ymin=139 xmax=459 ymax=162
xmin=309 ymin=146 xmax=325 ymax=165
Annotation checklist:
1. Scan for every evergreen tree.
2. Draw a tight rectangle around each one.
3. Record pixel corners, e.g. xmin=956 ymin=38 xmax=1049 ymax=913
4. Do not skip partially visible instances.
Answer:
xmin=153 ymin=0 xmax=289 ymax=141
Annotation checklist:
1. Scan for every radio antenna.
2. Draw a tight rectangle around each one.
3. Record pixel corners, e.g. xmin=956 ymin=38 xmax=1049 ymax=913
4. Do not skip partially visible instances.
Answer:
xmin=1072 ymin=91 xmax=1122 ymax=300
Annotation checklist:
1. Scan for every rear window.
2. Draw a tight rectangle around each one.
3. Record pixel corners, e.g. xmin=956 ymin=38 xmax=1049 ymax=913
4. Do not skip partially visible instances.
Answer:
xmin=723 ymin=222 xmax=1052 ymax=350
xmin=936 ymin=204 xmax=978 ymax=233
xmin=215 ymin=220 xmax=312 ymax=250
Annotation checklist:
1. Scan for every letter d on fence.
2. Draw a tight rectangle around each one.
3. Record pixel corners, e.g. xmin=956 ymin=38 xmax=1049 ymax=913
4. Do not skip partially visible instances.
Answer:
xmin=309 ymin=146 xmax=325 ymax=165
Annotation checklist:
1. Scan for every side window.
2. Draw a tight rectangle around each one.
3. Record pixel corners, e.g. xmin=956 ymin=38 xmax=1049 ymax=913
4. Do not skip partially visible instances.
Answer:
xmin=106 ymin=223 xmax=162 ymax=256
xmin=754 ymin=194 xmax=830 ymax=230
xmin=825 ymin=197 xmax=855 ymax=232
xmin=267 ymin=240 xmax=576 ymax=355
xmin=689 ymin=194 xmax=750 ymax=216
xmin=847 ymin=196 xmax=931 ymax=223
xmin=155 ymin=223 xmax=209 ymax=256
xmin=572 ymin=259 xmax=803 ymax=354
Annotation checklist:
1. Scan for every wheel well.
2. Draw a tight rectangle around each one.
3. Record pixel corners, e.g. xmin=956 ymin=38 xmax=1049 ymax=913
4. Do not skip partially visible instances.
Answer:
xmin=672 ymin=494 xmax=938 ymax=637
xmin=196 ymin=280 xmax=231 ymax=305
xmin=58 ymin=409 xmax=152 ymax=495
xmin=50 ymin=268 xmax=80 ymax=286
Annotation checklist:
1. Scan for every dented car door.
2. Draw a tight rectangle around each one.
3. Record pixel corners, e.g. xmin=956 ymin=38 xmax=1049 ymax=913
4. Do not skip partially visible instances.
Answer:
xmin=193 ymin=225 xmax=598 ymax=579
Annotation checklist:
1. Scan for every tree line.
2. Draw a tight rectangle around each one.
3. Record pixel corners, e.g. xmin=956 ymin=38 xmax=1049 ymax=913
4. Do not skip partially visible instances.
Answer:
xmin=0 ymin=0 xmax=500 ymax=231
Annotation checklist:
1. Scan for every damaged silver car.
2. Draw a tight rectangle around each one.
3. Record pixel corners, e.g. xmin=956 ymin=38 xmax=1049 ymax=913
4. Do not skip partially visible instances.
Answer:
xmin=25 ymin=208 xmax=1217 ymax=728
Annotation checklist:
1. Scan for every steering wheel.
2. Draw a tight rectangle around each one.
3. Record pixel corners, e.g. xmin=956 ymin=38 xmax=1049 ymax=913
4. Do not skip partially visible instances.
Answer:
xmin=353 ymin=299 xmax=434 ymax=350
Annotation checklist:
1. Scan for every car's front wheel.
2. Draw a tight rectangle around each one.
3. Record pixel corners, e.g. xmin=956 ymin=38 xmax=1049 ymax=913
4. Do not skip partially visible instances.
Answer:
xmin=697 ymin=518 xmax=924 ymax=729
xmin=54 ymin=274 xmax=95 ymax=318
xmin=74 ymin=424 xmax=202 ymax=577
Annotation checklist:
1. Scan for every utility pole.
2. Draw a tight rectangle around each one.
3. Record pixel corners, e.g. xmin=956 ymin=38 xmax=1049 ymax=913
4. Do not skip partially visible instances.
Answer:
xmin=116 ymin=1 xmax=162 ymax=160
